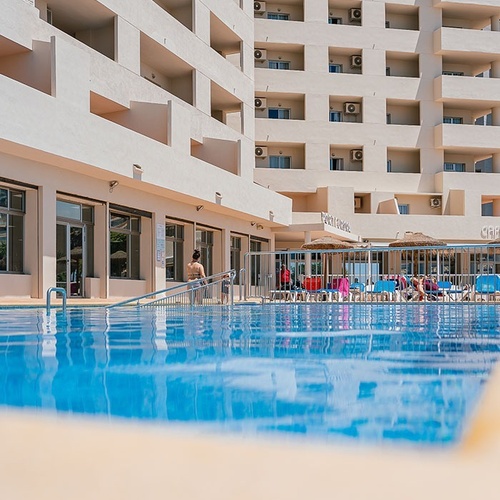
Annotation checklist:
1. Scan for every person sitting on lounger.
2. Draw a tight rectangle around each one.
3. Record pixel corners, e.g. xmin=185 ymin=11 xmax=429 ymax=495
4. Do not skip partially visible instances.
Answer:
xmin=411 ymin=275 xmax=426 ymax=301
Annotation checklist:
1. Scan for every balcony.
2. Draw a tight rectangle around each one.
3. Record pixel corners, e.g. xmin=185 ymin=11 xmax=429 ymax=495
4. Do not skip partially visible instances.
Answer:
xmin=434 ymin=27 xmax=500 ymax=59
xmin=435 ymin=123 xmax=500 ymax=152
xmin=435 ymin=75 xmax=500 ymax=107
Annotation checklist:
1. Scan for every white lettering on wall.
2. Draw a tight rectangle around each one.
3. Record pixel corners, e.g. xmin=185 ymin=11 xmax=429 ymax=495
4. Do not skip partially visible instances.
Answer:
xmin=321 ymin=212 xmax=351 ymax=233
xmin=481 ymin=225 xmax=500 ymax=240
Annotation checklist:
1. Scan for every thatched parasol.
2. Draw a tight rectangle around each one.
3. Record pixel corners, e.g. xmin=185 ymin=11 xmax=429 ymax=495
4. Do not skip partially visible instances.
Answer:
xmin=301 ymin=236 xmax=353 ymax=250
xmin=302 ymin=237 xmax=354 ymax=288
xmin=389 ymin=232 xmax=447 ymax=277
xmin=388 ymin=232 xmax=446 ymax=248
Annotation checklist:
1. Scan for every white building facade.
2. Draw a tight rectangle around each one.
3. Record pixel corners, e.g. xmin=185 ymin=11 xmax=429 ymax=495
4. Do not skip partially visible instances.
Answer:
xmin=0 ymin=0 xmax=292 ymax=299
xmin=253 ymin=0 xmax=500 ymax=249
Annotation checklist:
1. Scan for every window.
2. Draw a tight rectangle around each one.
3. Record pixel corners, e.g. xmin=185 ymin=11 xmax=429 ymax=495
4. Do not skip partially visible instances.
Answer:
xmin=196 ymin=229 xmax=214 ymax=276
xmin=328 ymin=17 xmax=342 ymax=24
xmin=387 ymin=160 xmax=392 ymax=172
xmin=444 ymin=162 xmax=465 ymax=172
xmin=230 ymin=236 xmax=241 ymax=284
xmin=398 ymin=204 xmax=410 ymax=215
xmin=386 ymin=67 xmax=391 ymax=76
xmin=268 ymin=60 xmax=290 ymax=70
xmin=329 ymin=111 xmax=342 ymax=122
xmin=269 ymin=156 xmax=291 ymax=169
xmin=385 ymin=21 xmax=390 ymax=28
xmin=268 ymin=108 xmax=291 ymax=119
xmin=442 ymin=71 xmax=464 ymax=76
xmin=482 ymin=202 xmax=493 ymax=216
xmin=329 ymin=64 xmax=343 ymax=73
xmin=330 ymin=158 xmax=344 ymax=170
xmin=268 ymin=12 xmax=289 ymax=20
xmin=443 ymin=116 xmax=463 ymax=124
xmin=110 ymin=211 xmax=140 ymax=279
xmin=386 ymin=114 xmax=392 ymax=124
xmin=0 ymin=187 xmax=24 ymax=273
xmin=166 ymin=223 xmax=184 ymax=281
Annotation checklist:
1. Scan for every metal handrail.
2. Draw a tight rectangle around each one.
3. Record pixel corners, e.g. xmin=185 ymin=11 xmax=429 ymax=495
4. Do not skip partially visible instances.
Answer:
xmin=46 ymin=287 xmax=67 ymax=314
xmin=107 ymin=270 xmax=236 ymax=308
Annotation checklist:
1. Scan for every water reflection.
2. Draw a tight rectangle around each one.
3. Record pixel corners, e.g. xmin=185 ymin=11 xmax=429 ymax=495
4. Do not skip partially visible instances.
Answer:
xmin=0 ymin=304 xmax=498 ymax=446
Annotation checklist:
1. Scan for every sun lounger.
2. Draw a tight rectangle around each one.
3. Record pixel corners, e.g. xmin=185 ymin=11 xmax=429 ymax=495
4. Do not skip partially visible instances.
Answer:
xmin=473 ymin=275 xmax=500 ymax=302
xmin=365 ymin=280 xmax=396 ymax=301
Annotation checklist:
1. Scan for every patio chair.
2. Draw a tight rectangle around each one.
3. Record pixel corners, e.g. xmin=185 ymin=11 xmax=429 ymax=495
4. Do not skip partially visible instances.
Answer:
xmin=473 ymin=275 xmax=500 ymax=302
xmin=365 ymin=280 xmax=396 ymax=302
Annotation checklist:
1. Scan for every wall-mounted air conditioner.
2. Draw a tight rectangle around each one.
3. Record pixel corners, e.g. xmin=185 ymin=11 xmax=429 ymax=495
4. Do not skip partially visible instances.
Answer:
xmin=254 ymin=1 xmax=266 ymax=13
xmin=430 ymin=197 xmax=442 ymax=208
xmin=350 ymin=55 xmax=362 ymax=68
xmin=354 ymin=197 xmax=362 ymax=209
xmin=351 ymin=149 xmax=363 ymax=161
xmin=349 ymin=8 xmax=362 ymax=22
xmin=344 ymin=102 xmax=361 ymax=115
xmin=255 ymin=146 xmax=268 ymax=158
xmin=254 ymin=49 xmax=267 ymax=61
xmin=255 ymin=97 xmax=267 ymax=109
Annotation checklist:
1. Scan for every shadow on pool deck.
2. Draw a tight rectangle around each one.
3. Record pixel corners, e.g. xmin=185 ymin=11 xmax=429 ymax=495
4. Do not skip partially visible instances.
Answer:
xmin=0 ymin=368 xmax=499 ymax=499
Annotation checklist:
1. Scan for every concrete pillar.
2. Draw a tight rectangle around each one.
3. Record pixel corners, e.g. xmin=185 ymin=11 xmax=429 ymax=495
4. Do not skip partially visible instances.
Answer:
xmin=50 ymin=36 xmax=90 ymax=111
xmin=38 ymin=184 xmax=57 ymax=298
xmin=304 ymin=0 xmax=327 ymax=23
xmin=491 ymin=17 xmax=500 ymax=32
xmin=114 ymin=16 xmax=140 ymax=74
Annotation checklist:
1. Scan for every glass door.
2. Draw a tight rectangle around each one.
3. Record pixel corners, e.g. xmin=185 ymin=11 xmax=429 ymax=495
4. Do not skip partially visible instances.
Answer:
xmin=56 ymin=223 xmax=85 ymax=296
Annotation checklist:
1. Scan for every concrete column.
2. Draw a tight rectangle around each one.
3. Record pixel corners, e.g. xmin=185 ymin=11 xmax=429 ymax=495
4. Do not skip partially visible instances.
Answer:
xmin=153 ymin=211 xmax=167 ymax=291
xmin=38 ymin=184 xmax=57 ymax=298
xmin=304 ymin=0 xmax=327 ymax=23
xmin=114 ymin=16 xmax=140 ymax=74
xmin=492 ymin=61 xmax=500 ymax=78
xmin=193 ymin=70 xmax=211 ymax=115
xmin=50 ymin=36 xmax=90 ymax=111
xmin=491 ymin=17 xmax=500 ymax=32
xmin=93 ymin=203 xmax=108 ymax=299
xmin=193 ymin=0 xmax=210 ymax=44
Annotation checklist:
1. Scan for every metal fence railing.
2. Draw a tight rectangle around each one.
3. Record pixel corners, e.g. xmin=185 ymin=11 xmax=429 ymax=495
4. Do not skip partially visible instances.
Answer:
xmin=108 ymin=270 xmax=236 ymax=308
xmin=240 ymin=244 xmax=500 ymax=303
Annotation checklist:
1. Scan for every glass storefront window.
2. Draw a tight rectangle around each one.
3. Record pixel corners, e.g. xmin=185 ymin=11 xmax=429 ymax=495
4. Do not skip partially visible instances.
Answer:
xmin=0 ymin=187 xmax=25 ymax=273
xmin=110 ymin=211 xmax=140 ymax=279
xmin=166 ymin=223 xmax=184 ymax=281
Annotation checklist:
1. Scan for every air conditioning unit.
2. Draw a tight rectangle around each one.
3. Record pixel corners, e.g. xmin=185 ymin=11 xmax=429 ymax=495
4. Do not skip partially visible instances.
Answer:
xmin=350 ymin=55 xmax=362 ymax=68
xmin=254 ymin=49 xmax=267 ymax=61
xmin=430 ymin=197 xmax=442 ymax=208
xmin=354 ymin=197 xmax=362 ymax=209
xmin=349 ymin=8 xmax=362 ymax=22
xmin=351 ymin=149 xmax=363 ymax=161
xmin=254 ymin=1 xmax=266 ymax=13
xmin=344 ymin=102 xmax=361 ymax=115
xmin=255 ymin=146 xmax=268 ymax=158
xmin=255 ymin=97 xmax=267 ymax=109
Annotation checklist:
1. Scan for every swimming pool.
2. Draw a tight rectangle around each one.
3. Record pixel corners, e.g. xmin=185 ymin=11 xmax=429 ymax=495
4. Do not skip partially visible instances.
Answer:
xmin=0 ymin=303 xmax=498 ymax=447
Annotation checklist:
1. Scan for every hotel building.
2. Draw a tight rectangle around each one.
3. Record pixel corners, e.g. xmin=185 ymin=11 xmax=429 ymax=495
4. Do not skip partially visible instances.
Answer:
xmin=0 ymin=0 xmax=291 ymax=299
xmin=1 ymin=0 xmax=500 ymax=300
xmin=253 ymin=0 xmax=500 ymax=249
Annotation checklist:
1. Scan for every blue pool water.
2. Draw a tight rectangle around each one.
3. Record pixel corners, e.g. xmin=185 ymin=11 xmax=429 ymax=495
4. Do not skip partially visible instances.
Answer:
xmin=0 ymin=303 xmax=499 ymax=447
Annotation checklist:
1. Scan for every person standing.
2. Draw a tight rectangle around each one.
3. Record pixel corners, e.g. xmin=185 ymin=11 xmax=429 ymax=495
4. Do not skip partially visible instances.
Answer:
xmin=280 ymin=264 xmax=291 ymax=290
xmin=187 ymin=249 xmax=206 ymax=304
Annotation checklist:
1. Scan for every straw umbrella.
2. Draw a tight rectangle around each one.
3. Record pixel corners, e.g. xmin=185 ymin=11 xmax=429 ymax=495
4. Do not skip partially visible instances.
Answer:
xmin=389 ymin=232 xmax=447 ymax=277
xmin=301 ymin=237 xmax=354 ymax=288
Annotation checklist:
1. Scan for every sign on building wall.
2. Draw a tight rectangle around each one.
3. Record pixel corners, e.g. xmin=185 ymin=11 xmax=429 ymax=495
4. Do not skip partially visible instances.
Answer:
xmin=156 ymin=223 xmax=165 ymax=267
xmin=481 ymin=225 xmax=500 ymax=240
xmin=321 ymin=212 xmax=351 ymax=233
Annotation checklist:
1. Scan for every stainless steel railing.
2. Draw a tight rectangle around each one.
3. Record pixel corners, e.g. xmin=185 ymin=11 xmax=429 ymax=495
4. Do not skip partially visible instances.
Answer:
xmin=241 ymin=244 xmax=500 ymax=303
xmin=107 ymin=270 xmax=236 ymax=308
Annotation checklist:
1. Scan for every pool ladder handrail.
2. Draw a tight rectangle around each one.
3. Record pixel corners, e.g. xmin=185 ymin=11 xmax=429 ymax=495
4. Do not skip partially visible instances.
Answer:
xmin=107 ymin=270 xmax=236 ymax=308
xmin=46 ymin=287 xmax=67 ymax=313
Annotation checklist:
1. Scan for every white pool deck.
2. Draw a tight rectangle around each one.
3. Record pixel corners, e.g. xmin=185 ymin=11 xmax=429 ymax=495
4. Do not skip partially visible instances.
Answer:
xmin=0 ymin=300 xmax=499 ymax=499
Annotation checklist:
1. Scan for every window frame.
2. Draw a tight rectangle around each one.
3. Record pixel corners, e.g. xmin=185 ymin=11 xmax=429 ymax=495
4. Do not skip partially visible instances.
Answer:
xmin=165 ymin=222 xmax=184 ymax=281
xmin=268 ymin=60 xmax=290 ymax=70
xmin=444 ymin=162 xmax=466 ymax=172
xmin=268 ymin=107 xmax=291 ymax=119
xmin=269 ymin=155 xmax=292 ymax=169
xmin=329 ymin=63 xmax=343 ymax=73
xmin=0 ymin=186 xmax=25 ymax=274
xmin=109 ymin=210 xmax=141 ymax=280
